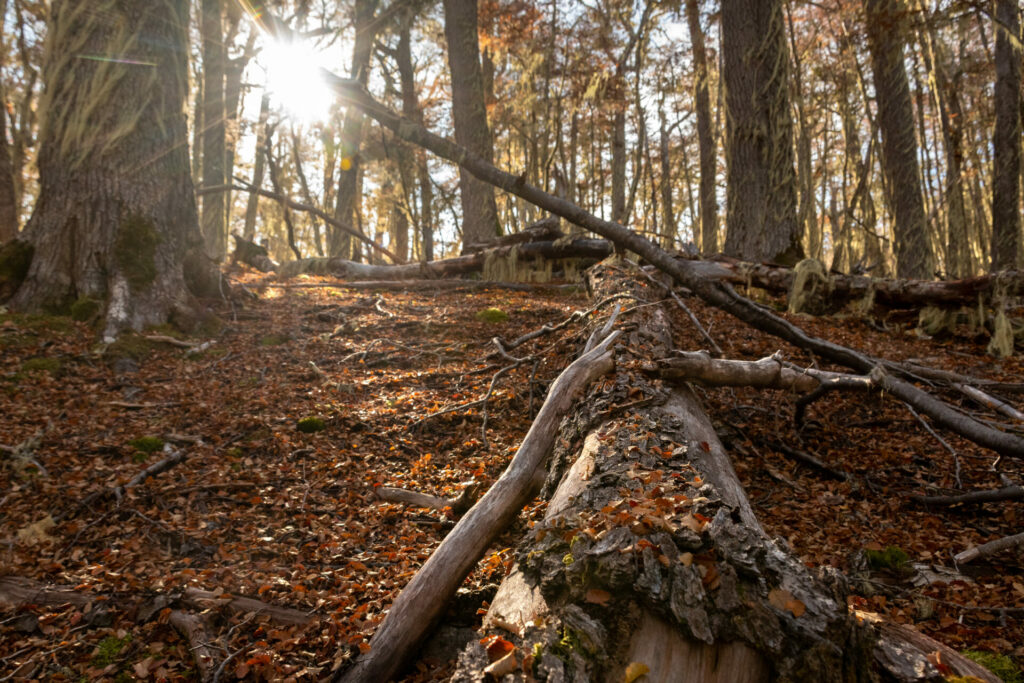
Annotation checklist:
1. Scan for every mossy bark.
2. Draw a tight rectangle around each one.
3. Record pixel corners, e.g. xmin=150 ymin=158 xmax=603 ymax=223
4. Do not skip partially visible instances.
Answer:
xmin=8 ymin=0 xmax=214 ymax=341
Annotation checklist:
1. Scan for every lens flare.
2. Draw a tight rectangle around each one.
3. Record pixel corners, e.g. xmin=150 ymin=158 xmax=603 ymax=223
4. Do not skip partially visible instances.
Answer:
xmin=261 ymin=40 xmax=334 ymax=123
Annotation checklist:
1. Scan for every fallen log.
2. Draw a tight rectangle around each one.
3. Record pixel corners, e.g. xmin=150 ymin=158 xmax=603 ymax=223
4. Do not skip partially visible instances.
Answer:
xmin=955 ymin=531 xmax=1024 ymax=565
xmin=911 ymin=484 xmax=1024 ymax=506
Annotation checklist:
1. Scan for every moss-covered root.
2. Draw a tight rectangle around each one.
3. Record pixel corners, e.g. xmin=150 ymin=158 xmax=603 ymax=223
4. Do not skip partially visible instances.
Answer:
xmin=787 ymin=258 xmax=830 ymax=315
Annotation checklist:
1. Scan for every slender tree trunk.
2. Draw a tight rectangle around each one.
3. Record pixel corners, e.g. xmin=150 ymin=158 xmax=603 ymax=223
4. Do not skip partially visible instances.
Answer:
xmin=200 ymin=0 xmax=226 ymax=260
xmin=330 ymin=0 xmax=379 ymax=258
xmin=243 ymin=92 xmax=271 ymax=241
xmin=786 ymin=1 xmax=819 ymax=261
xmin=8 ymin=0 xmax=212 ymax=339
xmin=442 ymin=0 xmax=500 ymax=251
xmin=0 ymin=0 xmax=18 ymax=243
xmin=721 ymin=0 xmax=803 ymax=265
xmin=862 ymin=0 xmax=934 ymax=279
xmin=658 ymin=107 xmax=676 ymax=250
xmin=685 ymin=0 xmax=718 ymax=255
xmin=397 ymin=11 xmax=433 ymax=262
xmin=991 ymin=0 xmax=1022 ymax=270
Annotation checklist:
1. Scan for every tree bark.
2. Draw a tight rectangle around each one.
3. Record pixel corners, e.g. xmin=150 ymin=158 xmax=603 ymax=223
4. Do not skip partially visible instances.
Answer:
xmin=721 ymin=0 xmax=803 ymax=265
xmin=685 ymin=0 xmax=718 ymax=255
xmin=991 ymin=0 xmax=1022 ymax=271
xmin=330 ymin=0 xmax=379 ymax=258
xmin=862 ymin=0 xmax=934 ymax=279
xmin=442 ymin=0 xmax=500 ymax=251
xmin=0 ymin=0 xmax=18 ymax=243
xmin=242 ymin=92 xmax=271 ymax=240
xmin=7 ymin=0 xmax=212 ymax=340
xmin=200 ymin=0 xmax=227 ymax=261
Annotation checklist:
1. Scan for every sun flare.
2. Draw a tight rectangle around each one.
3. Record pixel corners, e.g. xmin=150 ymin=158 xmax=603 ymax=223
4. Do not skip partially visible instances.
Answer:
xmin=260 ymin=40 xmax=335 ymax=123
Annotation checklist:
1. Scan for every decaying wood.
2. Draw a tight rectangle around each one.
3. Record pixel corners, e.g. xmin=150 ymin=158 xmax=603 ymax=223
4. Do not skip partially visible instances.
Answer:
xmin=374 ymin=482 xmax=480 ymax=516
xmin=442 ymin=263 xmax=996 ymax=683
xmin=954 ymin=531 xmax=1024 ymax=565
xmin=181 ymin=587 xmax=313 ymax=625
xmin=268 ymin=279 xmax=580 ymax=292
xmin=167 ymin=610 xmax=217 ymax=681
xmin=338 ymin=329 xmax=619 ymax=683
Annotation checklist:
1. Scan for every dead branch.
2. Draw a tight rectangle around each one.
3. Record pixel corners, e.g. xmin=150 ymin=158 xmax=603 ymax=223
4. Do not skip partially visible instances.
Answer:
xmin=955 ymin=531 xmax=1024 ymax=565
xmin=374 ymin=482 xmax=479 ymax=516
xmin=168 ymin=610 xmax=217 ymax=682
xmin=496 ymin=293 xmax=634 ymax=352
xmin=639 ymin=267 xmax=723 ymax=355
xmin=268 ymin=279 xmax=582 ymax=292
xmin=181 ymin=587 xmax=313 ymax=625
xmin=310 ymin=63 xmax=1024 ymax=458
xmin=772 ymin=442 xmax=849 ymax=481
xmin=911 ymin=484 xmax=1024 ymax=506
xmin=339 ymin=330 xmax=619 ymax=683
xmin=113 ymin=448 xmax=187 ymax=501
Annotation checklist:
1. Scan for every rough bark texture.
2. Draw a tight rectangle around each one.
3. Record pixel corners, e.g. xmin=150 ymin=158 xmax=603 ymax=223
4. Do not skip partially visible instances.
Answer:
xmin=991 ymin=0 xmax=1022 ymax=271
xmin=7 ymin=0 xmax=209 ymax=341
xmin=242 ymin=93 xmax=271 ymax=240
xmin=862 ymin=0 xmax=934 ymax=279
xmin=447 ymin=262 xmax=996 ymax=682
xmin=330 ymin=0 xmax=379 ymax=258
xmin=442 ymin=0 xmax=500 ymax=250
xmin=721 ymin=0 xmax=803 ymax=266
xmin=685 ymin=0 xmax=717 ymax=255
xmin=200 ymin=0 xmax=227 ymax=261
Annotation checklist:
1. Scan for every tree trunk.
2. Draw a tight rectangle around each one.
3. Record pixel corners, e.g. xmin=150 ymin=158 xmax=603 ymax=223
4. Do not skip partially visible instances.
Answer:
xmin=442 ymin=0 xmax=500 ymax=251
xmin=0 ymin=0 xmax=18 ymax=243
xmin=200 ymin=0 xmax=226 ymax=261
xmin=658 ymin=106 xmax=676 ymax=249
xmin=396 ymin=10 xmax=433 ymax=262
xmin=7 ymin=0 xmax=211 ymax=340
xmin=242 ymin=92 xmax=271 ymax=240
xmin=685 ymin=0 xmax=718 ymax=255
xmin=721 ymin=0 xmax=803 ymax=265
xmin=330 ymin=0 xmax=379 ymax=259
xmin=991 ymin=0 xmax=1021 ymax=271
xmin=862 ymin=0 xmax=934 ymax=279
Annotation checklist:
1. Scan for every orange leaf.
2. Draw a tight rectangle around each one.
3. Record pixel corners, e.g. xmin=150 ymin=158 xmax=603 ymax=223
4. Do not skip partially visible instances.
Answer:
xmin=481 ymin=635 xmax=515 ymax=662
xmin=624 ymin=661 xmax=650 ymax=682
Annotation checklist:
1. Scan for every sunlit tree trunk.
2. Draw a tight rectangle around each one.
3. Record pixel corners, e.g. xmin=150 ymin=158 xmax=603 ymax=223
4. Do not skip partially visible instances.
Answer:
xmin=397 ymin=11 xmax=433 ymax=261
xmin=862 ymin=0 xmax=933 ymax=279
xmin=200 ymin=0 xmax=226 ymax=260
xmin=685 ymin=0 xmax=717 ymax=254
xmin=442 ymin=0 xmax=500 ymax=250
xmin=331 ymin=0 xmax=379 ymax=259
xmin=658 ymin=106 xmax=676 ymax=249
xmin=7 ymin=0 xmax=214 ymax=340
xmin=243 ymin=92 xmax=271 ymax=241
xmin=991 ymin=0 xmax=1021 ymax=270
xmin=721 ymin=0 xmax=803 ymax=265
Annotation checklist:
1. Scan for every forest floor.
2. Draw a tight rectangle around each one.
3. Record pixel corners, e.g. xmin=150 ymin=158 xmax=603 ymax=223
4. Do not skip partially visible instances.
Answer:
xmin=1 ymin=264 xmax=1022 ymax=682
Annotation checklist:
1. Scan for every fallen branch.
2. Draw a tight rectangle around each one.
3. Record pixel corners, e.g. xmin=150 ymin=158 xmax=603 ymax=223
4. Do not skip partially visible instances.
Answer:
xmin=268 ymin=279 xmax=581 ymax=292
xmin=112 ymin=448 xmax=187 ymax=501
xmin=639 ymin=267 xmax=723 ymax=356
xmin=496 ymin=292 xmax=634 ymax=352
xmin=955 ymin=531 xmax=1024 ymax=565
xmin=168 ymin=610 xmax=217 ymax=682
xmin=772 ymin=442 xmax=849 ymax=481
xmin=911 ymin=484 xmax=1024 ymax=506
xmin=339 ymin=330 xmax=619 ymax=683
xmin=374 ymin=482 xmax=480 ymax=516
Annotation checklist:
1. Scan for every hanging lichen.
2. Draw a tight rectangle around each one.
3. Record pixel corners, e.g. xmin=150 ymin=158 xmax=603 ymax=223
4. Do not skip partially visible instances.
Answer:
xmin=987 ymin=309 xmax=1015 ymax=358
xmin=916 ymin=306 xmax=956 ymax=337
xmin=787 ymin=258 xmax=830 ymax=315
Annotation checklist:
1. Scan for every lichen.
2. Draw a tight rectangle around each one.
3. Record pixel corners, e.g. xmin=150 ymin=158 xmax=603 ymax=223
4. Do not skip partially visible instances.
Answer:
xmin=916 ymin=306 xmax=956 ymax=338
xmin=987 ymin=310 xmax=1015 ymax=358
xmin=787 ymin=258 xmax=829 ymax=315
xmin=297 ymin=416 xmax=326 ymax=433
xmin=114 ymin=214 xmax=160 ymax=291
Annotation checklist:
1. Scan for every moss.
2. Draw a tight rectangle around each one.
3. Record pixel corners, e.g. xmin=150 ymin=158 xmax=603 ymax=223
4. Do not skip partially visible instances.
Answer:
xmin=114 ymin=214 xmax=160 ymax=291
xmin=70 ymin=296 xmax=102 ymax=323
xmin=917 ymin=306 xmax=956 ymax=337
xmin=105 ymin=334 xmax=154 ymax=362
xmin=865 ymin=545 xmax=910 ymax=572
xmin=0 ymin=239 xmax=33 ymax=301
xmin=3 ymin=312 xmax=74 ymax=335
xmin=21 ymin=357 xmax=62 ymax=376
xmin=961 ymin=651 xmax=1023 ymax=683
xmin=476 ymin=307 xmax=509 ymax=323
xmin=297 ymin=416 xmax=326 ymax=433
xmin=260 ymin=333 xmax=290 ymax=347
xmin=988 ymin=310 xmax=1015 ymax=358
xmin=92 ymin=634 xmax=132 ymax=667
xmin=129 ymin=436 xmax=164 ymax=454
xmin=788 ymin=258 xmax=830 ymax=315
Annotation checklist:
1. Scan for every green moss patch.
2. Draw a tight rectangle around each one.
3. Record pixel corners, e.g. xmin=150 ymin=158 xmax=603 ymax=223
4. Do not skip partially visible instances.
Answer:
xmin=70 ymin=295 xmax=102 ymax=322
xmin=260 ymin=333 xmax=290 ymax=347
xmin=92 ymin=634 xmax=132 ymax=668
xmin=961 ymin=650 xmax=1022 ymax=683
xmin=129 ymin=436 xmax=164 ymax=453
xmin=115 ymin=214 xmax=160 ymax=291
xmin=105 ymin=334 xmax=154 ymax=362
xmin=20 ymin=357 xmax=62 ymax=376
xmin=475 ymin=307 xmax=509 ymax=323
xmin=865 ymin=545 xmax=910 ymax=572
xmin=297 ymin=416 xmax=326 ymax=433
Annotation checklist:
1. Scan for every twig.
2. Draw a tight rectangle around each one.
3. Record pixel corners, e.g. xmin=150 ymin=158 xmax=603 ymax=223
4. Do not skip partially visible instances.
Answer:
xmin=911 ymin=484 xmax=1024 ymax=506
xmin=112 ymin=448 xmax=188 ymax=501
xmin=583 ymin=302 xmax=621 ymax=353
xmin=955 ymin=531 xmax=1024 ymax=565
xmin=638 ymin=267 xmax=723 ymax=355
xmin=497 ymin=293 xmax=635 ymax=352
xmin=907 ymin=404 xmax=962 ymax=488
xmin=772 ymin=442 xmax=849 ymax=481
xmin=143 ymin=334 xmax=196 ymax=349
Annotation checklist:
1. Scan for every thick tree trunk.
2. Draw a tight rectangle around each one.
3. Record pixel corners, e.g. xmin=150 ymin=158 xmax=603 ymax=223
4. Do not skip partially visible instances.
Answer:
xmin=721 ymin=0 xmax=803 ymax=265
xmin=200 ymin=0 xmax=227 ymax=261
xmin=685 ymin=0 xmax=718 ymax=255
xmin=0 ymin=0 xmax=18 ymax=243
xmin=330 ymin=0 xmax=379 ymax=259
xmin=7 ymin=0 xmax=210 ymax=340
xmin=862 ymin=0 xmax=934 ymax=279
xmin=442 ymin=0 xmax=500 ymax=251
xmin=991 ymin=0 xmax=1022 ymax=271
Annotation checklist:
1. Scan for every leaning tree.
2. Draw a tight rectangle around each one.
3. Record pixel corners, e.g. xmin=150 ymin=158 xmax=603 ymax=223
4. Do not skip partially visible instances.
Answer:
xmin=0 ymin=0 xmax=216 ymax=341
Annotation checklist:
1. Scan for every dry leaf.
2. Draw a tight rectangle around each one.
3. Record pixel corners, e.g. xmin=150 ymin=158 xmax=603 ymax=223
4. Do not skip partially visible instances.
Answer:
xmin=585 ymin=588 xmax=612 ymax=605
xmin=624 ymin=661 xmax=650 ymax=682
xmin=484 ymin=651 xmax=518 ymax=678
